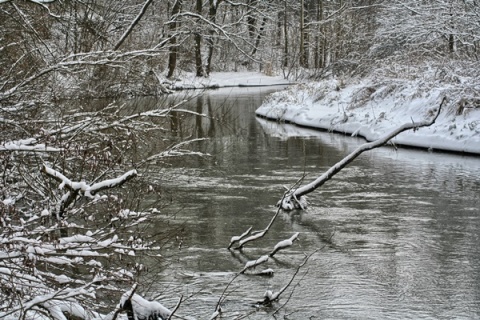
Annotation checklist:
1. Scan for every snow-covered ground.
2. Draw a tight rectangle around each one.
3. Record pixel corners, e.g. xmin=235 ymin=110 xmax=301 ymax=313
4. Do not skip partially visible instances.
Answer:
xmin=167 ymin=71 xmax=291 ymax=89
xmin=255 ymin=76 xmax=480 ymax=155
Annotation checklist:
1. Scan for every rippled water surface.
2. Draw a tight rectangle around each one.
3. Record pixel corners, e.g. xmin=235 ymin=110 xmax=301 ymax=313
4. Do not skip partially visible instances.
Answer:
xmin=143 ymin=87 xmax=480 ymax=319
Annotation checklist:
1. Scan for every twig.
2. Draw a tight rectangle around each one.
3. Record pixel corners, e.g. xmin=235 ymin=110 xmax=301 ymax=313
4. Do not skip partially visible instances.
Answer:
xmin=260 ymin=231 xmax=335 ymax=306
xmin=111 ymin=283 xmax=138 ymax=320
xmin=228 ymin=226 xmax=252 ymax=249
xmin=166 ymin=295 xmax=183 ymax=320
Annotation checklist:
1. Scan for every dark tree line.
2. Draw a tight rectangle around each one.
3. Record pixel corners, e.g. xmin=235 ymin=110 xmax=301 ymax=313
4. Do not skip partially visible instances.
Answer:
xmin=2 ymin=0 xmax=479 ymax=102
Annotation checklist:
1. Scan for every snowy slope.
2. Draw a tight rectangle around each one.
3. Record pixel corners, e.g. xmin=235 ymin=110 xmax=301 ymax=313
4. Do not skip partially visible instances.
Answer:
xmin=256 ymin=77 xmax=480 ymax=154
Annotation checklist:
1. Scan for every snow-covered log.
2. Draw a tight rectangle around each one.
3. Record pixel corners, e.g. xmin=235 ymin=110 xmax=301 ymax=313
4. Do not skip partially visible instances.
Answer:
xmin=279 ymin=97 xmax=446 ymax=210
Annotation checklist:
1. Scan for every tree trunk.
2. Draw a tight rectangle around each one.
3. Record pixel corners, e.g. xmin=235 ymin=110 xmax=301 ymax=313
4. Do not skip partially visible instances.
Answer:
xmin=299 ymin=0 xmax=306 ymax=67
xmin=205 ymin=0 xmax=220 ymax=75
xmin=314 ymin=0 xmax=323 ymax=69
xmin=251 ymin=16 xmax=267 ymax=56
xmin=283 ymin=0 xmax=289 ymax=68
xmin=246 ymin=0 xmax=257 ymax=40
xmin=194 ymin=0 xmax=204 ymax=77
xmin=167 ymin=0 xmax=182 ymax=79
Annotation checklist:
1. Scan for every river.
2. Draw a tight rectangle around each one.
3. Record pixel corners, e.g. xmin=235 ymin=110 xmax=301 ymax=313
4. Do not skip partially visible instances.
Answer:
xmin=142 ymin=87 xmax=480 ymax=319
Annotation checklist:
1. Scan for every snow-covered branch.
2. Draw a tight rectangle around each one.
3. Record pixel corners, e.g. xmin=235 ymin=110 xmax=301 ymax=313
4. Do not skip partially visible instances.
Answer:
xmin=269 ymin=232 xmax=299 ymax=257
xmin=240 ymin=255 xmax=269 ymax=274
xmin=0 ymin=138 xmax=61 ymax=152
xmin=121 ymin=293 xmax=172 ymax=320
xmin=43 ymin=165 xmax=137 ymax=198
xmin=279 ymin=97 xmax=446 ymax=210
xmin=227 ymin=226 xmax=252 ymax=249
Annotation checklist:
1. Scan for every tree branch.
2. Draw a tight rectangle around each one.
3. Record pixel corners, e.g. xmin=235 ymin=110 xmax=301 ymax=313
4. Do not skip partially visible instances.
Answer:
xmin=113 ymin=0 xmax=155 ymax=51
xmin=280 ymin=97 xmax=446 ymax=210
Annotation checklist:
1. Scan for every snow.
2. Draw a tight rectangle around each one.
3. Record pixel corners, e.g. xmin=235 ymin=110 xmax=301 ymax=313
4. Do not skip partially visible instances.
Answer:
xmin=2 ymin=198 xmax=14 ymax=206
xmin=165 ymin=71 xmax=291 ymax=90
xmin=0 ymin=138 xmax=61 ymax=152
xmin=65 ymin=249 xmax=101 ymax=257
xmin=87 ymin=170 xmax=137 ymax=196
xmin=120 ymin=293 xmax=172 ymax=320
xmin=44 ymin=165 xmax=137 ymax=200
xmin=59 ymin=234 xmax=95 ymax=244
xmin=229 ymin=226 xmax=252 ymax=248
xmin=54 ymin=274 xmax=73 ymax=284
xmin=272 ymin=233 xmax=299 ymax=253
xmin=264 ymin=290 xmax=280 ymax=301
xmin=258 ymin=268 xmax=274 ymax=276
xmin=244 ymin=255 xmax=269 ymax=270
xmin=255 ymin=77 xmax=480 ymax=155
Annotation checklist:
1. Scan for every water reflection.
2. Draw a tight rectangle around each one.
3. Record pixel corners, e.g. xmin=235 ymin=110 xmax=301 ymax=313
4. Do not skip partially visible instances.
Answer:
xmin=144 ymin=88 xmax=480 ymax=319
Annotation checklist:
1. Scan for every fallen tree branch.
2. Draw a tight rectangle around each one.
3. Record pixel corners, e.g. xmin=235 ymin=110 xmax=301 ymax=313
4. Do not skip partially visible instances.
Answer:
xmin=228 ymin=226 xmax=252 ymax=249
xmin=259 ymin=231 xmax=334 ymax=307
xmin=279 ymin=97 xmax=446 ymax=210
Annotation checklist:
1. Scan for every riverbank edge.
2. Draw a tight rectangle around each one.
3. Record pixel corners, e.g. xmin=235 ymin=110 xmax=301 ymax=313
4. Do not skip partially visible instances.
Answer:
xmin=255 ymin=113 xmax=480 ymax=157
xmin=166 ymin=71 xmax=292 ymax=91
xmin=255 ymin=78 xmax=480 ymax=156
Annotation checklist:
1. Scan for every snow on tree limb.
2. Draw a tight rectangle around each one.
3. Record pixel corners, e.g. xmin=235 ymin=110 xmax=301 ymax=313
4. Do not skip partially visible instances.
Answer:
xmin=269 ymin=232 xmax=299 ymax=257
xmin=0 ymin=278 xmax=102 ymax=319
xmin=43 ymin=164 xmax=137 ymax=198
xmin=120 ymin=292 xmax=172 ymax=320
xmin=280 ymin=97 xmax=447 ymax=210
xmin=240 ymin=255 xmax=269 ymax=274
xmin=0 ymin=138 xmax=61 ymax=152
xmin=42 ymin=165 xmax=138 ymax=217
xmin=0 ymin=0 xmax=56 ymax=3
xmin=228 ymin=226 xmax=252 ymax=249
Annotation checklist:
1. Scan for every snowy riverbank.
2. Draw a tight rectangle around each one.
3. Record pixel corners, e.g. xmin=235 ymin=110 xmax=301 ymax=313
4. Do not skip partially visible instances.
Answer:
xmin=256 ymin=76 xmax=480 ymax=155
xmin=166 ymin=71 xmax=291 ymax=90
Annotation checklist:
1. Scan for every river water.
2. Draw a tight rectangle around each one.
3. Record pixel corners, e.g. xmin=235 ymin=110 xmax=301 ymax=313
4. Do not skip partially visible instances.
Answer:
xmin=143 ymin=87 xmax=480 ymax=319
